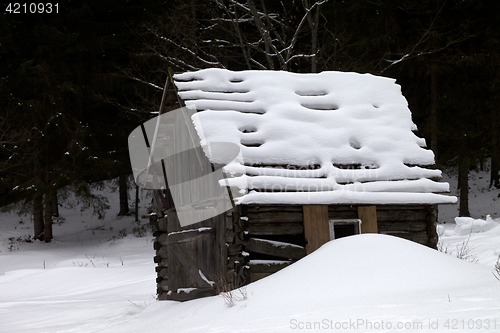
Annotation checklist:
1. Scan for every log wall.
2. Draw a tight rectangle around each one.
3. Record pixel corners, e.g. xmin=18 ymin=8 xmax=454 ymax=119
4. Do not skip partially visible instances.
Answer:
xmin=240 ymin=205 xmax=306 ymax=283
xmin=152 ymin=202 xmax=439 ymax=301
xmin=237 ymin=203 xmax=438 ymax=282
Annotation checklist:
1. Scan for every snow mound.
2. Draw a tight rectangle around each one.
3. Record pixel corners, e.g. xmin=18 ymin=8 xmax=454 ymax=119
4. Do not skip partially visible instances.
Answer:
xmin=454 ymin=215 xmax=500 ymax=236
xmin=103 ymin=234 xmax=499 ymax=333
xmin=248 ymin=234 xmax=492 ymax=305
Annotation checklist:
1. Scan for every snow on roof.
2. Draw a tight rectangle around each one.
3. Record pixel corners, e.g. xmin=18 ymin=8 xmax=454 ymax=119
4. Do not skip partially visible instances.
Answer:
xmin=174 ymin=68 xmax=457 ymax=205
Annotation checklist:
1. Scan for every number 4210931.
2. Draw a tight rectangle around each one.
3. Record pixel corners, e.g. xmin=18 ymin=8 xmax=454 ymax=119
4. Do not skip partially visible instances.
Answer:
xmin=5 ymin=3 xmax=59 ymax=14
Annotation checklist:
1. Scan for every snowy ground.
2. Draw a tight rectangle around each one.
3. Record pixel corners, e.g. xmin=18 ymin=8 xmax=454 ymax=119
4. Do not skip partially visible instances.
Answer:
xmin=0 ymin=170 xmax=499 ymax=333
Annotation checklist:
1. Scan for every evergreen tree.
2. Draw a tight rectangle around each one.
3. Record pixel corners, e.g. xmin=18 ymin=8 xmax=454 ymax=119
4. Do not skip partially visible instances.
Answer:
xmin=0 ymin=1 xmax=157 ymax=240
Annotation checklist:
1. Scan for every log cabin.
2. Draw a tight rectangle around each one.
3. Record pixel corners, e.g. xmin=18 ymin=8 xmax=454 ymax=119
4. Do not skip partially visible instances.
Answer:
xmin=129 ymin=68 xmax=457 ymax=301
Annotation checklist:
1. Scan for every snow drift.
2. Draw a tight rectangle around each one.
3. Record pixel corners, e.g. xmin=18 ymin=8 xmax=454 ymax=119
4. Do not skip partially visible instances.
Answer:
xmin=103 ymin=234 xmax=500 ymax=333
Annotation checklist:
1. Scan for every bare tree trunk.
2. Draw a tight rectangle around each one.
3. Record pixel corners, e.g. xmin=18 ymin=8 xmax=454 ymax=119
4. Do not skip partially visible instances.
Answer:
xmin=303 ymin=0 xmax=320 ymax=73
xmin=44 ymin=193 xmax=53 ymax=243
xmin=51 ymin=190 xmax=59 ymax=218
xmin=118 ymin=174 xmax=129 ymax=216
xmin=490 ymin=108 xmax=499 ymax=188
xmin=33 ymin=193 xmax=44 ymax=240
xmin=430 ymin=64 xmax=439 ymax=160
xmin=458 ymin=136 xmax=470 ymax=217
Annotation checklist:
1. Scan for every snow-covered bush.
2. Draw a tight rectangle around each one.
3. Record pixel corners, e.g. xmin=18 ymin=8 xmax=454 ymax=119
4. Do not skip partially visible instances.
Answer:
xmin=454 ymin=215 xmax=500 ymax=236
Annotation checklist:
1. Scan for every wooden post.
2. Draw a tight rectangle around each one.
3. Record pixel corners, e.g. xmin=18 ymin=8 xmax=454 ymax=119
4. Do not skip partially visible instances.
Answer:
xmin=303 ymin=205 xmax=329 ymax=254
xmin=358 ymin=206 xmax=378 ymax=233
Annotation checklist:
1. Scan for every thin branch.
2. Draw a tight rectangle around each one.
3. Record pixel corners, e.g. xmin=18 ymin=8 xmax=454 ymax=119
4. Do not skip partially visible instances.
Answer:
xmin=285 ymin=0 xmax=328 ymax=63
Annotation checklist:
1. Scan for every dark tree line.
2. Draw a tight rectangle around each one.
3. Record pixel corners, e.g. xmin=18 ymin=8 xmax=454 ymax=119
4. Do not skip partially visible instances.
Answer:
xmin=1 ymin=0 xmax=499 ymax=242
xmin=129 ymin=0 xmax=500 ymax=217
xmin=0 ymin=1 xmax=161 ymax=241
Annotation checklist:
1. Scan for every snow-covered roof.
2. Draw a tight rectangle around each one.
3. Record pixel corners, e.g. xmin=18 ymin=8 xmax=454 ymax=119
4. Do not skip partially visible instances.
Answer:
xmin=174 ymin=68 xmax=457 ymax=205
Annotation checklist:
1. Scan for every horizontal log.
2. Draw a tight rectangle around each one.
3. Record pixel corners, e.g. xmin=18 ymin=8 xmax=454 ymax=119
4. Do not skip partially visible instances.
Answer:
xmin=157 ymin=247 xmax=168 ymax=259
xmin=227 ymin=244 xmax=243 ymax=256
xmin=246 ymin=212 xmax=303 ymax=223
xmin=377 ymin=209 xmax=427 ymax=222
xmin=248 ymin=260 xmax=292 ymax=274
xmin=328 ymin=205 xmax=358 ymax=210
xmin=227 ymin=256 xmax=247 ymax=270
xmin=155 ymin=265 xmax=168 ymax=272
xmin=376 ymin=204 xmax=428 ymax=211
xmin=158 ymin=268 xmax=168 ymax=279
xmin=153 ymin=231 xmax=164 ymax=237
xmin=244 ymin=204 xmax=430 ymax=214
xmin=167 ymin=287 xmax=215 ymax=302
xmin=377 ymin=221 xmax=427 ymax=232
xmin=248 ymin=222 xmax=304 ymax=235
xmin=158 ymin=292 xmax=169 ymax=301
xmin=159 ymin=280 xmax=169 ymax=291
xmin=246 ymin=205 xmax=304 ymax=213
xmin=158 ymin=227 xmax=213 ymax=246
xmin=242 ymin=237 xmax=305 ymax=260
xmin=157 ymin=217 xmax=167 ymax=232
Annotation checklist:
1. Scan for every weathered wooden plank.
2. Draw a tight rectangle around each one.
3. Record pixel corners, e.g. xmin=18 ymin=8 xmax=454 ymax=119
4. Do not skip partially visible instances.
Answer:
xmin=242 ymin=237 xmax=305 ymax=260
xmin=303 ymin=205 xmax=330 ymax=254
xmin=358 ymin=205 xmax=378 ymax=233
xmin=247 ymin=222 xmax=304 ymax=235
xmin=158 ymin=227 xmax=213 ymax=245
xmin=166 ymin=287 xmax=215 ymax=301
xmin=168 ymin=243 xmax=214 ymax=288
xmin=377 ymin=221 xmax=427 ymax=232
xmin=248 ymin=260 xmax=292 ymax=274
xmin=166 ymin=208 xmax=180 ymax=233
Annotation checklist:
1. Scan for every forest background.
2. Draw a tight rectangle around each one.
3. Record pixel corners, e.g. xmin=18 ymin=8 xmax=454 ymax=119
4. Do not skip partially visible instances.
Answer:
xmin=1 ymin=0 xmax=499 ymax=242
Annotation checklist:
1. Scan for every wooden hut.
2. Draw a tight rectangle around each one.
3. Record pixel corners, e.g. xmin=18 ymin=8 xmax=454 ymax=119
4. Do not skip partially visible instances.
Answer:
xmin=143 ymin=69 xmax=457 ymax=301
